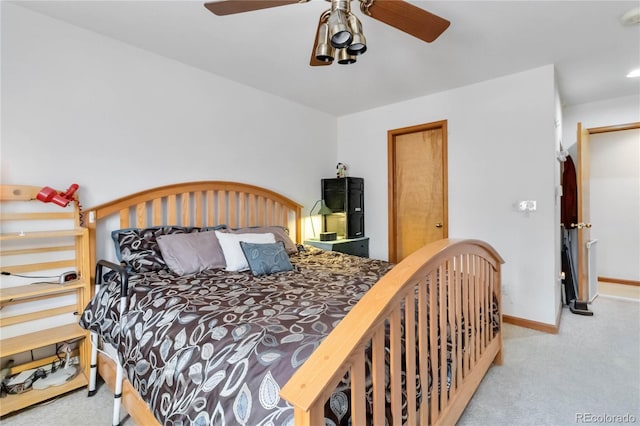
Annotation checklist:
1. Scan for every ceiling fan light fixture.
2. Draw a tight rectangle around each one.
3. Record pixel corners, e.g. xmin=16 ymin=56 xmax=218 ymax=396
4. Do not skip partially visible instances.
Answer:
xmin=203 ymin=0 xmax=451 ymax=68
xmin=346 ymin=14 xmax=366 ymax=55
xmin=328 ymin=9 xmax=352 ymax=48
xmin=347 ymin=35 xmax=366 ymax=55
xmin=315 ymin=22 xmax=335 ymax=62
xmin=337 ymin=48 xmax=356 ymax=65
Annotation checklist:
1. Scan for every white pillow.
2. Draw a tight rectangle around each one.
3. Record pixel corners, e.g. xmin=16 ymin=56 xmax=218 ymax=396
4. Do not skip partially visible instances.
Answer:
xmin=215 ymin=231 xmax=276 ymax=272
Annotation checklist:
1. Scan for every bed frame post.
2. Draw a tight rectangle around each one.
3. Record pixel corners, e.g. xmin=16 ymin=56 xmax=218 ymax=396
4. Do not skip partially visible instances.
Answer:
xmin=87 ymin=267 xmax=101 ymax=397
xmin=111 ymin=294 xmax=128 ymax=426
xmin=87 ymin=260 xmax=103 ymax=398
xmin=493 ymin=261 xmax=504 ymax=366
xmin=112 ymin=364 xmax=123 ymax=426
xmin=88 ymin=334 xmax=99 ymax=396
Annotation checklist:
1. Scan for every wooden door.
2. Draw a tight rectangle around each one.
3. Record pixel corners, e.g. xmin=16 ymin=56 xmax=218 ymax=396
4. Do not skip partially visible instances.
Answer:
xmin=576 ymin=122 xmax=591 ymax=301
xmin=388 ymin=121 xmax=448 ymax=263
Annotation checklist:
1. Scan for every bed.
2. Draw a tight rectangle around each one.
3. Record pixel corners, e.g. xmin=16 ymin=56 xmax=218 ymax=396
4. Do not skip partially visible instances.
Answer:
xmin=80 ymin=181 xmax=504 ymax=426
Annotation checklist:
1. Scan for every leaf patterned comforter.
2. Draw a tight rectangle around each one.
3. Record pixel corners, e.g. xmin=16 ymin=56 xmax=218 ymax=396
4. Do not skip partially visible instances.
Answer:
xmin=80 ymin=246 xmax=394 ymax=425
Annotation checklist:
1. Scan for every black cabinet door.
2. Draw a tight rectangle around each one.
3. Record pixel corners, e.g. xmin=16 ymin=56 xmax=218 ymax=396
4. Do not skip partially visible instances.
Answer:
xmin=332 ymin=238 xmax=369 ymax=257
xmin=346 ymin=213 xmax=364 ymax=238
xmin=322 ymin=178 xmax=364 ymax=212
xmin=306 ymin=237 xmax=369 ymax=258
xmin=322 ymin=178 xmax=345 ymax=212
xmin=345 ymin=178 xmax=364 ymax=213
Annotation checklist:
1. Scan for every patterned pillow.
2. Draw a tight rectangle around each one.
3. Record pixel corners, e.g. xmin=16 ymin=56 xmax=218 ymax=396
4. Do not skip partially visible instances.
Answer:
xmin=112 ymin=225 xmax=227 ymax=273
xmin=239 ymin=241 xmax=293 ymax=276
xmin=215 ymin=231 xmax=276 ymax=272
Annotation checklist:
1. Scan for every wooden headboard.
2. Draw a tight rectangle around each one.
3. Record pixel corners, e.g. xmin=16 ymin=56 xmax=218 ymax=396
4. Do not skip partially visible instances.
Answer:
xmin=85 ymin=181 xmax=303 ymax=281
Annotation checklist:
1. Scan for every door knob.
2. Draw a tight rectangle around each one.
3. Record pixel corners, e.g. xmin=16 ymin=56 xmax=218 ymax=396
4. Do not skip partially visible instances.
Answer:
xmin=435 ymin=223 xmax=443 ymax=228
xmin=571 ymin=222 xmax=592 ymax=229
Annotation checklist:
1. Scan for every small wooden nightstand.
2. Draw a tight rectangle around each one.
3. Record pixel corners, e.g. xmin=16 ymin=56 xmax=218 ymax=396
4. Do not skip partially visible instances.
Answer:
xmin=304 ymin=237 xmax=369 ymax=258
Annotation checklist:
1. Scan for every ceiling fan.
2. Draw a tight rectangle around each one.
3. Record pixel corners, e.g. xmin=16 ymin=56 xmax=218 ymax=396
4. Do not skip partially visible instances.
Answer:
xmin=203 ymin=0 xmax=450 ymax=66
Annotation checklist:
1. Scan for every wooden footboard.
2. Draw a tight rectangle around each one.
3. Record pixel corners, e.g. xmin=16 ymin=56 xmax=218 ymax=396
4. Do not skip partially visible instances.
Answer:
xmin=281 ymin=239 xmax=504 ymax=425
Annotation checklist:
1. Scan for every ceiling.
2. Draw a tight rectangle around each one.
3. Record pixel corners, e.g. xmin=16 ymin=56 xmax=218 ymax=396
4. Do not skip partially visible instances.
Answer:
xmin=10 ymin=0 xmax=640 ymax=116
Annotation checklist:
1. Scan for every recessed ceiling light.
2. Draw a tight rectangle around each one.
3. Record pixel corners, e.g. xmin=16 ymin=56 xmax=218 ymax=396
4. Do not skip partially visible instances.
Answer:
xmin=626 ymin=68 xmax=640 ymax=78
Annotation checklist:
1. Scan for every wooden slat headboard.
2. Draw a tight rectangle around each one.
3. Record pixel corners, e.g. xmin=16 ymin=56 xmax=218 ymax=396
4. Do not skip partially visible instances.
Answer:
xmin=85 ymin=181 xmax=303 ymax=281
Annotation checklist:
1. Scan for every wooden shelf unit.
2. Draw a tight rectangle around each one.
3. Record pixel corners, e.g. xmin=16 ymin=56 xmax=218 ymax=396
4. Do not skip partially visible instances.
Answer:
xmin=0 ymin=185 xmax=91 ymax=417
xmin=0 ymin=228 xmax=88 ymax=241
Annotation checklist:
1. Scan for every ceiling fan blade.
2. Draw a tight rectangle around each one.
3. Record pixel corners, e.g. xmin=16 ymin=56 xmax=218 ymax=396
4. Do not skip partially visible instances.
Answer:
xmin=366 ymin=0 xmax=450 ymax=43
xmin=310 ymin=14 xmax=332 ymax=67
xmin=204 ymin=1 xmax=300 ymax=16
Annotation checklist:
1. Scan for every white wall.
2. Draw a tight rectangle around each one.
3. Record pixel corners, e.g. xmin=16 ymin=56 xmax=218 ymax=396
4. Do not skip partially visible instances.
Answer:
xmin=590 ymin=129 xmax=640 ymax=281
xmin=338 ymin=65 xmax=559 ymax=325
xmin=1 ymin=3 xmax=336 ymax=224
xmin=562 ymin=95 xmax=640 ymax=149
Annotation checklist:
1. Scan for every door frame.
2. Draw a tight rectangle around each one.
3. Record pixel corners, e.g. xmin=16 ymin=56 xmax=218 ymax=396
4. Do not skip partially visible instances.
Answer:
xmin=387 ymin=120 xmax=448 ymax=262
xmin=576 ymin=121 xmax=640 ymax=301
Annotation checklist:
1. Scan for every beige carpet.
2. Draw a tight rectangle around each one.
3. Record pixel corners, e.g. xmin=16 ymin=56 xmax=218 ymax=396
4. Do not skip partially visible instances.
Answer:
xmin=2 ymin=297 xmax=638 ymax=426
xmin=458 ymin=296 xmax=640 ymax=425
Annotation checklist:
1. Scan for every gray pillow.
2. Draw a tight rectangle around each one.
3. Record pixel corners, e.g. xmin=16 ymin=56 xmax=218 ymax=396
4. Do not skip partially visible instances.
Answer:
xmin=156 ymin=230 xmax=226 ymax=276
xmin=230 ymin=226 xmax=297 ymax=254
xmin=239 ymin=241 xmax=293 ymax=276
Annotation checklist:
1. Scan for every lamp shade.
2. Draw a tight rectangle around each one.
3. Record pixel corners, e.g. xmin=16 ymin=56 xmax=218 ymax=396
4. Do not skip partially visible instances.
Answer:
xmin=309 ymin=199 xmax=333 ymax=238
xmin=317 ymin=200 xmax=333 ymax=215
